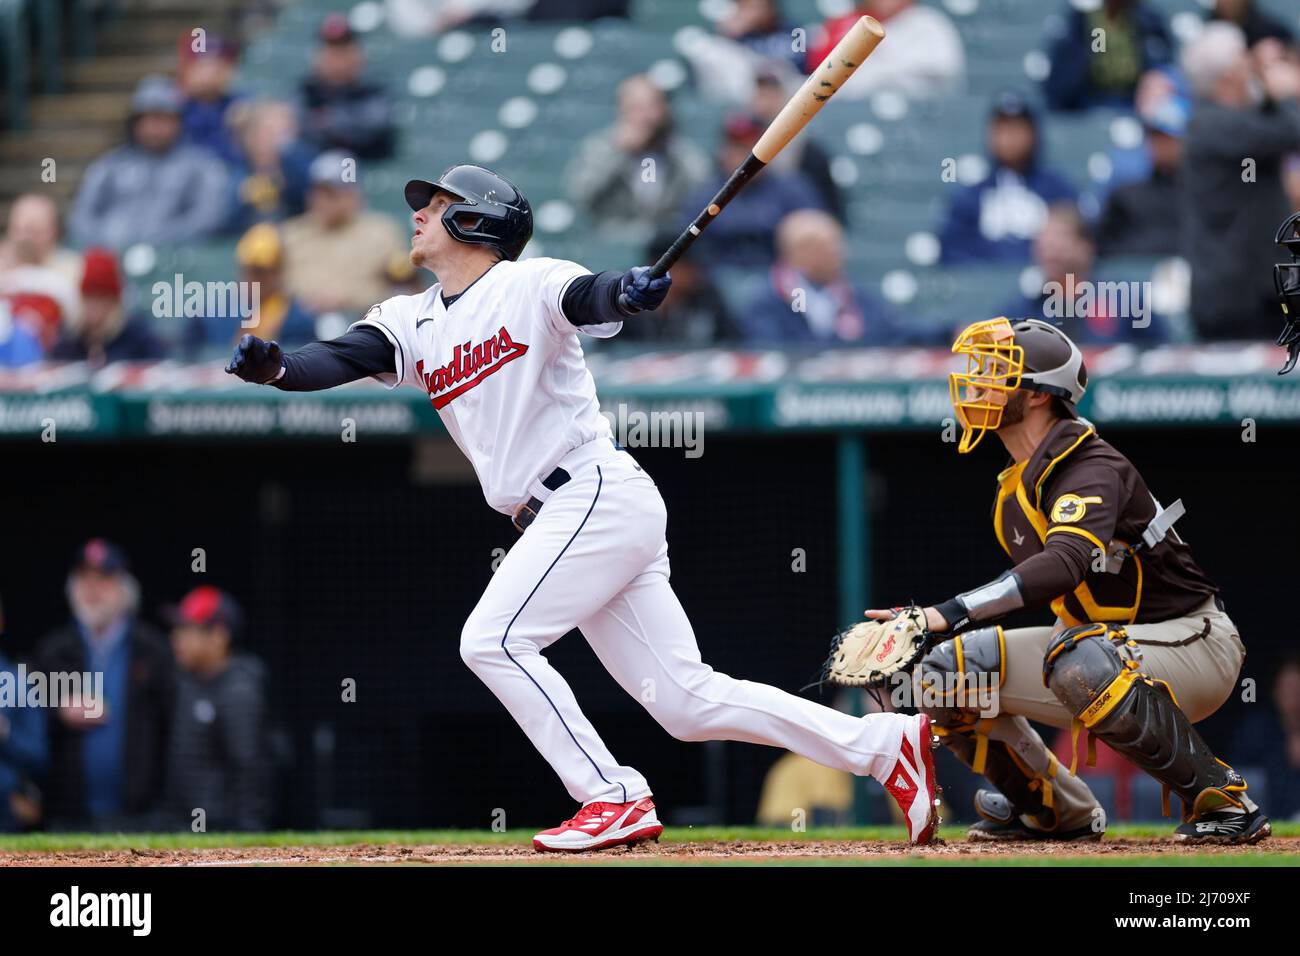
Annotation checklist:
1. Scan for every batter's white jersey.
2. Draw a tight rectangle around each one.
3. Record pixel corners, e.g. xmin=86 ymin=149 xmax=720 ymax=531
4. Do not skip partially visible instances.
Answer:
xmin=352 ymin=257 xmax=622 ymax=514
xmin=344 ymin=251 xmax=912 ymax=820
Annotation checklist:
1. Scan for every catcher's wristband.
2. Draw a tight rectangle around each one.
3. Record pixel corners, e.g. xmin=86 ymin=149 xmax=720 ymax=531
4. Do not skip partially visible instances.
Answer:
xmin=933 ymin=597 xmax=969 ymax=633
xmin=936 ymin=570 xmax=1026 ymax=633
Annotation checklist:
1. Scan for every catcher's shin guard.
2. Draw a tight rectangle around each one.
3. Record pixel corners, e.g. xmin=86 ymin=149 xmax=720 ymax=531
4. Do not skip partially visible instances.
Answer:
xmin=937 ymin=720 xmax=1060 ymax=831
xmin=920 ymin=628 xmax=1071 ymax=831
xmin=1043 ymin=623 xmax=1248 ymax=821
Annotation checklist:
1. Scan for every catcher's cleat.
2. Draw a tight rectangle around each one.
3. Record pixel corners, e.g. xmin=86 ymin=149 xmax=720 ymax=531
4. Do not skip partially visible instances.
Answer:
xmin=967 ymin=789 xmax=1102 ymax=842
xmin=1173 ymin=807 xmax=1271 ymax=846
xmin=883 ymin=713 xmax=942 ymax=845
xmin=532 ymin=797 xmax=663 ymax=853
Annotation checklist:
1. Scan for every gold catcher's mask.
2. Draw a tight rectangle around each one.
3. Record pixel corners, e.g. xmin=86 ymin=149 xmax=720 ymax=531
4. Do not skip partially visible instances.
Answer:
xmin=949 ymin=317 xmax=1087 ymax=453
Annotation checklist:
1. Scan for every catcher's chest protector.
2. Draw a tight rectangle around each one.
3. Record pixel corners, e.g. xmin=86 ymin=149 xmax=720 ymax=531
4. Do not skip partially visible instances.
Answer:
xmin=989 ymin=419 xmax=1214 ymax=627
xmin=991 ymin=421 xmax=1138 ymax=627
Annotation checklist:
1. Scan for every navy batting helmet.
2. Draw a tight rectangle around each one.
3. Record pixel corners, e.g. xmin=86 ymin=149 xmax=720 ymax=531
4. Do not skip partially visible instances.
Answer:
xmin=404 ymin=164 xmax=533 ymax=261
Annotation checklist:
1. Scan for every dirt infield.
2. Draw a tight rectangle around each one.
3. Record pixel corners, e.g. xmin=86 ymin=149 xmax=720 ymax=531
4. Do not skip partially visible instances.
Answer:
xmin=2 ymin=836 xmax=1297 ymax=866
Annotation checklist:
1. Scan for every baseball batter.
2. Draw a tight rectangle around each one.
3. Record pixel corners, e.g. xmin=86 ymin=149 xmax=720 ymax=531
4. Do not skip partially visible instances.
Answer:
xmin=226 ymin=164 xmax=940 ymax=850
xmin=866 ymin=318 xmax=1269 ymax=844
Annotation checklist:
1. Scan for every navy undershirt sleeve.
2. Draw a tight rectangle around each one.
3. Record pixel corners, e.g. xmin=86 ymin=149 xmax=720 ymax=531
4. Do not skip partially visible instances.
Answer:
xmin=560 ymin=271 xmax=632 ymax=327
xmin=273 ymin=326 xmax=397 ymax=391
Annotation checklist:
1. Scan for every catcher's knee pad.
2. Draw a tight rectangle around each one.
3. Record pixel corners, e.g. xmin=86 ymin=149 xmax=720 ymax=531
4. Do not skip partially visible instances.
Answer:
xmin=1043 ymin=623 xmax=1247 ymax=820
xmin=919 ymin=629 xmax=1066 ymax=826
xmin=916 ymin=626 xmax=1004 ymax=727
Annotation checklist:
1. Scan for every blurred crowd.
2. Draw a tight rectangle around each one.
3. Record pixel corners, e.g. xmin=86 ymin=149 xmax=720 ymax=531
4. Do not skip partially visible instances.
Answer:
xmin=0 ymin=14 xmax=410 ymax=367
xmin=0 ymin=541 xmax=269 ymax=833
xmin=1 ymin=0 xmax=1299 ymax=366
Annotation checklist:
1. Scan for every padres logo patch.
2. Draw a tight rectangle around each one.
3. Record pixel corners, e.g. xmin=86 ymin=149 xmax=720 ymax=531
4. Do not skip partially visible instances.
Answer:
xmin=1051 ymin=493 xmax=1102 ymax=523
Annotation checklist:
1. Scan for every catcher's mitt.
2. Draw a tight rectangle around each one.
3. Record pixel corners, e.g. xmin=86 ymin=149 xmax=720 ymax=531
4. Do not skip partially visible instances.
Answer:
xmin=818 ymin=606 xmax=931 ymax=689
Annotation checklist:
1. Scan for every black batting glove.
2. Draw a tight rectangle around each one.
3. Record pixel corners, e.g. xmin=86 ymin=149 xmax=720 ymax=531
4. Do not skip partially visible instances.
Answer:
xmin=226 ymin=334 xmax=284 ymax=384
xmin=617 ymin=266 xmax=672 ymax=314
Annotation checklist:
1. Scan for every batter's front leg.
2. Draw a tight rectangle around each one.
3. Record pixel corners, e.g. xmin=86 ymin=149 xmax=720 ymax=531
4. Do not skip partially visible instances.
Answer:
xmin=578 ymin=568 xmax=907 ymax=784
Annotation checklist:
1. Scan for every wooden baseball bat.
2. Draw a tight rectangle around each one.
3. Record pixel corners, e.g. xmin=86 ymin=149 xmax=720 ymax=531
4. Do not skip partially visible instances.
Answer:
xmin=624 ymin=15 xmax=885 ymax=305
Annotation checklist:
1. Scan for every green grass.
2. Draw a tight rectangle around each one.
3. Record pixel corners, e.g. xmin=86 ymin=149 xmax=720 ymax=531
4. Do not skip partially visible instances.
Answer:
xmin=1 ymin=822 xmax=1296 ymax=856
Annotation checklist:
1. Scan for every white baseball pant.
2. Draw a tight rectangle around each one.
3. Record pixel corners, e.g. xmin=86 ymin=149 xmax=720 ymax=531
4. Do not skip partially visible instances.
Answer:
xmin=459 ymin=442 xmax=906 ymax=806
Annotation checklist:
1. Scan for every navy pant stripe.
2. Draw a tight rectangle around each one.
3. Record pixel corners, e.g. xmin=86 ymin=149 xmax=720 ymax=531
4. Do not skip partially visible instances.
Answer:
xmin=499 ymin=466 xmax=626 ymax=804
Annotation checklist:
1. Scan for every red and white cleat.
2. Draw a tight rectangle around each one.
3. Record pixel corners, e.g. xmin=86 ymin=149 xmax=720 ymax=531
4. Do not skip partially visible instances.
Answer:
xmin=883 ymin=713 xmax=942 ymax=845
xmin=532 ymin=797 xmax=664 ymax=853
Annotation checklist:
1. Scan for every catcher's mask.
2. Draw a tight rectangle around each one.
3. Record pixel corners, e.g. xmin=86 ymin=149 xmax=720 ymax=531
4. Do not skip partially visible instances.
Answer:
xmin=949 ymin=317 xmax=1087 ymax=453
xmin=1273 ymin=211 xmax=1300 ymax=375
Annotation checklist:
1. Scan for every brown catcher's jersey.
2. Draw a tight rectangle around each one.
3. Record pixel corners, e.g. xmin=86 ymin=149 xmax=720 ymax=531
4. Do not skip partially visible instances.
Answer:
xmin=992 ymin=418 xmax=1218 ymax=626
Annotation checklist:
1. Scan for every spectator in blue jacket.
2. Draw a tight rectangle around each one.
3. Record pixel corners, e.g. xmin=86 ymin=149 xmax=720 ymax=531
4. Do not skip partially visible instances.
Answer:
xmin=297 ymin=15 xmax=395 ymax=160
xmin=178 ymin=33 xmax=245 ymax=168
xmin=33 ymin=541 xmax=175 ymax=831
xmin=1042 ymin=0 xmax=1175 ymax=112
xmin=998 ymin=202 xmax=1170 ymax=346
xmin=677 ymin=113 xmax=826 ymax=272
xmin=0 ymin=598 xmax=48 ymax=833
xmin=226 ymin=99 xmax=316 ymax=232
xmin=938 ymin=92 xmax=1078 ymax=266
xmin=0 ymin=300 xmax=44 ymax=366
xmin=741 ymin=209 xmax=918 ymax=345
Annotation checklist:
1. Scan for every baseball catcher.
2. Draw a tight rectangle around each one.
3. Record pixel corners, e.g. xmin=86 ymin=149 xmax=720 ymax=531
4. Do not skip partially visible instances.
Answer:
xmin=831 ymin=318 xmax=1269 ymax=845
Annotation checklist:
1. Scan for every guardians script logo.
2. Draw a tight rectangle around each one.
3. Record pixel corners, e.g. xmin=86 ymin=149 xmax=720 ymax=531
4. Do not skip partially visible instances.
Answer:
xmin=417 ymin=327 xmax=528 ymax=410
